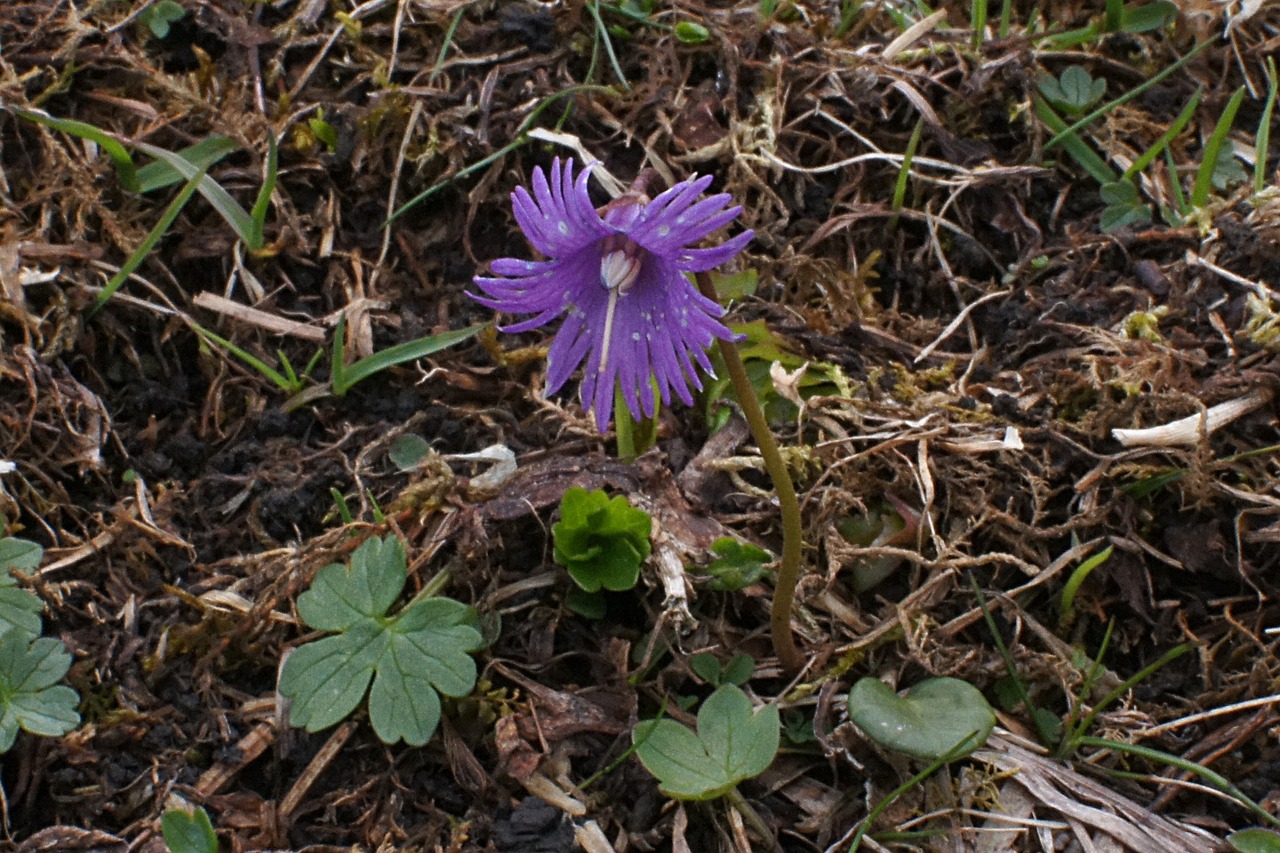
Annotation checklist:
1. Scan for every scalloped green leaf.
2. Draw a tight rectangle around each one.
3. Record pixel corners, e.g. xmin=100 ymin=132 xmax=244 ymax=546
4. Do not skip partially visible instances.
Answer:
xmin=0 ymin=629 xmax=81 ymax=753
xmin=633 ymin=684 xmax=779 ymax=800
xmin=0 ymin=537 xmax=48 ymax=656
xmin=161 ymin=806 xmax=218 ymax=853
xmin=847 ymin=676 xmax=994 ymax=761
xmin=279 ymin=534 xmax=484 ymax=746
xmin=553 ymin=488 xmax=651 ymax=593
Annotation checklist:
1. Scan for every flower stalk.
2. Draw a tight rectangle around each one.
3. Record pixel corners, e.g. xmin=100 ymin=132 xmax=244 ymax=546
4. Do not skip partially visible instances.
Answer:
xmin=695 ymin=272 xmax=803 ymax=673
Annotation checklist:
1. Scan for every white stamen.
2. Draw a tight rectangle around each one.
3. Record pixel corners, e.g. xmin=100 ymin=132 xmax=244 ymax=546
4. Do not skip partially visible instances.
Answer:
xmin=600 ymin=249 xmax=641 ymax=293
xmin=598 ymin=288 xmax=620 ymax=376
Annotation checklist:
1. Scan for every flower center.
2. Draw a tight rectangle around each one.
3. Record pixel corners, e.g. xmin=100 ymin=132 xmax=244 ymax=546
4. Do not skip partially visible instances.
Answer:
xmin=598 ymin=234 xmax=643 ymax=294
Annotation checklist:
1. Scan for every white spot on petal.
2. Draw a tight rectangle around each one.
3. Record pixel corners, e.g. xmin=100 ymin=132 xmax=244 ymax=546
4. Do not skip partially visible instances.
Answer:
xmin=558 ymin=221 xmax=570 ymax=235
xmin=657 ymin=225 xmax=671 ymax=237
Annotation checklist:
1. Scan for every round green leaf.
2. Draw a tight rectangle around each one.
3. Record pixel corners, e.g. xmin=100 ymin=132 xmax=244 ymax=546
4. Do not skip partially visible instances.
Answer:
xmin=847 ymin=676 xmax=995 ymax=760
xmin=1229 ymin=829 xmax=1280 ymax=853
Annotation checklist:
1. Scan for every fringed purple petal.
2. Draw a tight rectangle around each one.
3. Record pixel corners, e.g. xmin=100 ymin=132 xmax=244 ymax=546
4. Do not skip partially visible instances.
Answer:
xmin=676 ymin=230 xmax=755 ymax=272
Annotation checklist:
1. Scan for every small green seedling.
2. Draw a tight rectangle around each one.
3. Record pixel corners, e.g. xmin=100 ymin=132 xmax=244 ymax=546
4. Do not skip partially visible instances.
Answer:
xmin=1059 ymin=544 xmax=1113 ymax=629
xmin=0 ymin=537 xmax=45 ymax=640
xmin=278 ymin=534 xmax=483 ymax=746
xmin=552 ymin=488 xmax=652 ymax=593
xmin=633 ymin=684 xmax=779 ymax=800
xmin=1229 ymin=828 xmax=1280 ymax=853
xmin=140 ymin=0 xmax=185 ymax=39
xmin=0 ymin=628 xmax=82 ymax=752
xmin=673 ymin=21 xmax=710 ymax=44
xmin=690 ymin=652 xmax=755 ymax=687
xmin=329 ymin=316 xmax=481 ymax=397
xmin=1098 ymin=180 xmax=1152 ymax=231
xmin=1037 ymin=66 xmax=1106 ymax=116
xmin=161 ymin=805 xmax=218 ymax=853
xmin=701 ymin=537 xmax=771 ymax=591
xmin=847 ymin=677 xmax=995 ymax=761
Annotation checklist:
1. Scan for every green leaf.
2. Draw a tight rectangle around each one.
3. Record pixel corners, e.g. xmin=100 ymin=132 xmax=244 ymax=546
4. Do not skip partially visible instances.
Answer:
xmin=552 ymin=488 xmax=652 ymax=593
xmin=633 ymin=684 xmax=780 ymax=800
xmin=136 ymin=137 xmax=238 ymax=194
xmin=0 ymin=538 xmax=45 ymax=641
xmin=278 ymin=534 xmax=483 ymax=745
xmin=1229 ymin=828 xmax=1280 ymax=853
xmin=1120 ymin=1 xmax=1176 ymax=33
xmin=721 ymin=653 xmax=755 ymax=686
xmin=690 ymin=652 xmax=723 ymax=685
xmin=161 ymin=806 xmax=218 ymax=853
xmin=1099 ymin=181 xmax=1150 ymax=232
xmin=673 ymin=21 xmax=710 ymax=44
xmin=1037 ymin=66 xmax=1105 ymax=115
xmin=297 ymin=536 xmax=407 ymax=631
xmin=388 ymin=434 xmax=433 ymax=471
xmin=847 ymin=677 xmax=994 ymax=761
xmin=133 ymin=140 xmax=260 ymax=248
xmin=9 ymin=107 xmax=141 ymax=192
xmin=142 ymin=0 xmax=186 ymax=39
xmin=702 ymin=537 xmax=771 ymax=591
xmin=331 ymin=321 xmax=482 ymax=396
xmin=0 ymin=629 xmax=81 ymax=753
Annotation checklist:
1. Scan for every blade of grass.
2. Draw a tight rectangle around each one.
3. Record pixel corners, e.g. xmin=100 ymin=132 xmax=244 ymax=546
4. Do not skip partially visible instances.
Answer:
xmin=970 ymin=0 xmax=987 ymax=48
xmin=134 ymin=140 xmax=260 ymax=248
xmin=969 ymin=574 xmax=1058 ymax=746
xmin=847 ymin=733 xmax=982 ymax=852
xmin=1163 ymin=146 xmax=1188 ymax=217
xmin=92 ymin=164 xmax=208 ymax=314
xmin=890 ymin=116 xmax=925 ymax=226
xmin=1075 ymin=736 xmax=1280 ymax=828
xmin=1044 ymin=39 xmax=1214 ymax=151
xmin=1257 ymin=58 xmax=1277 ymax=195
xmin=10 ymin=107 xmax=141 ymax=192
xmin=588 ymin=0 xmax=630 ymax=91
xmin=1062 ymin=643 xmax=1194 ymax=754
xmin=1058 ymin=544 xmax=1112 ymax=628
xmin=1033 ymin=95 xmax=1116 ymax=185
xmin=190 ymin=323 xmax=298 ymax=392
xmin=428 ymin=5 xmax=469 ymax=86
xmin=331 ymin=323 xmax=483 ymax=396
xmin=136 ymin=136 xmax=238 ymax=192
xmin=1122 ymin=88 xmax=1202 ymax=181
xmin=248 ymin=135 xmax=278 ymax=249
xmin=1191 ymin=86 xmax=1246 ymax=208
xmin=1103 ymin=0 xmax=1122 ymax=32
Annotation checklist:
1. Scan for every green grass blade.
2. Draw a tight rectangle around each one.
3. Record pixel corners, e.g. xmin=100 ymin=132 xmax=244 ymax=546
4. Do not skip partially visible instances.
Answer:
xmin=1255 ymin=58 xmax=1277 ymax=195
xmin=428 ymin=6 xmax=468 ymax=86
xmin=190 ymin=324 xmax=296 ymax=392
xmin=969 ymin=0 xmax=987 ymax=48
xmin=1033 ymin=95 xmax=1116 ymax=185
xmin=1044 ymin=39 xmax=1214 ymax=151
xmin=1065 ymin=643 xmax=1194 ymax=752
xmin=10 ymin=107 xmax=140 ymax=192
xmin=93 ymin=164 xmax=208 ymax=313
xmin=1123 ymin=88 xmax=1202 ymax=181
xmin=1163 ymin=146 xmax=1188 ymax=216
xmin=588 ymin=0 xmax=631 ymax=91
xmin=332 ymin=325 xmax=482 ymax=396
xmin=1075 ymin=736 xmax=1280 ymax=828
xmin=891 ymin=116 xmax=925 ymax=217
xmin=249 ymin=135 xmax=278 ymax=249
xmin=133 ymin=140 xmax=258 ymax=247
xmin=136 ymin=136 xmax=238 ymax=192
xmin=1191 ymin=85 xmax=1246 ymax=208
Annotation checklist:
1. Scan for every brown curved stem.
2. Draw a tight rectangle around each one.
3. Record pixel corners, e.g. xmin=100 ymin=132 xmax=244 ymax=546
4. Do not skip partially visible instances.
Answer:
xmin=695 ymin=273 xmax=804 ymax=673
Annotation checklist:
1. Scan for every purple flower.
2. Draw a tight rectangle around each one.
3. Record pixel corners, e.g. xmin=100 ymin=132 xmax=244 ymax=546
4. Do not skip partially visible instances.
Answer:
xmin=471 ymin=158 xmax=753 ymax=432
